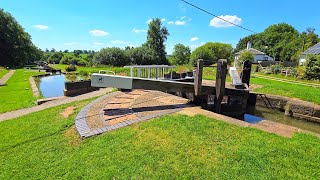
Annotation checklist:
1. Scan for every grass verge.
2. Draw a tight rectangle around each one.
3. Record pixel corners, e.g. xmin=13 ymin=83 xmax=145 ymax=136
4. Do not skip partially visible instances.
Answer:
xmin=0 ymin=98 xmax=319 ymax=179
xmin=0 ymin=68 xmax=9 ymax=79
xmin=0 ymin=69 xmax=45 ymax=113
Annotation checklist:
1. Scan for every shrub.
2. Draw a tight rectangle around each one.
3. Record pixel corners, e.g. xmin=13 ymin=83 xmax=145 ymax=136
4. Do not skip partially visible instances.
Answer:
xmin=65 ymin=65 xmax=77 ymax=72
xmin=93 ymin=47 xmax=130 ymax=66
xmin=270 ymin=64 xmax=283 ymax=74
xmin=79 ymin=70 xmax=89 ymax=77
xmin=304 ymin=54 xmax=320 ymax=80
xmin=77 ymin=59 xmax=88 ymax=66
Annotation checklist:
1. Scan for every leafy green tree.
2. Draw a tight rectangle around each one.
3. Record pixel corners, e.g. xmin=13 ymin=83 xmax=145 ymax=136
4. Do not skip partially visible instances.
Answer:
xmin=0 ymin=8 xmax=42 ymax=66
xmin=145 ymin=18 xmax=169 ymax=64
xmin=301 ymin=27 xmax=319 ymax=51
xmin=48 ymin=52 xmax=64 ymax=64
xmin=190 ymin=46 xmax=215 ymax=65
xmin=190 ymin=42 xmax=233 ymax=64
xmin=63 ymin=49 xmax=69 ymax=53
xmin=93 ymin=47 xmax=130 ymax=66
xmin=235 ymin=23 xmax=306 ymax=62
xmin=171 ymin=44 xmax=191 ymax=65
xmin=50 ymin=48 xmax=56 ymax=53
xmin=127 ymin=46 xmax=155 ymax=65
xmin=239 ymin=51 xmax=254 ymax=62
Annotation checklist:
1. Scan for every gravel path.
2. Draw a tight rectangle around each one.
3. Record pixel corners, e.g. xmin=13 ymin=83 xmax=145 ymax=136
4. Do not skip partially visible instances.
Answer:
xmin=0 ymin=70 xmax=15 ymax=85
xmin=0 ymin=88 xmax=113 ymax=122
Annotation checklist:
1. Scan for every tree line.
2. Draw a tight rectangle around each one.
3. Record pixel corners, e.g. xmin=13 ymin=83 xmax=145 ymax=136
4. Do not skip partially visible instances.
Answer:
xmin=2 ymin=6 xmax=320 ymax=67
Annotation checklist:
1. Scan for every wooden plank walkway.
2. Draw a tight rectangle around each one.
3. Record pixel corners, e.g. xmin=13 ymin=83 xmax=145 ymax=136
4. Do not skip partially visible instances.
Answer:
xmin=0 ymin=70 xmax=16 ymax=86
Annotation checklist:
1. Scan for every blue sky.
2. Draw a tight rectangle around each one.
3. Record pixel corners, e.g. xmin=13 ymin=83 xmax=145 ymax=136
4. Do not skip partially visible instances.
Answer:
xmin=2 ymin=0 xmax=320 ymax=54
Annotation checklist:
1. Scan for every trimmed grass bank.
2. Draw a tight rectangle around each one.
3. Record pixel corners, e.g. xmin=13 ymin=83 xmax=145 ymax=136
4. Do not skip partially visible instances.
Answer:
xmin=0 ymin=98 xmax=319 ymax=179
xmin=0 ymin=69 xmax=45 ymax=113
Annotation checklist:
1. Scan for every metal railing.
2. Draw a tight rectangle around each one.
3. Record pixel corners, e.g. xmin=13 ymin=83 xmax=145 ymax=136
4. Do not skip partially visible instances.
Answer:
xmin=124 ymin=65 xmax=176 ymax=80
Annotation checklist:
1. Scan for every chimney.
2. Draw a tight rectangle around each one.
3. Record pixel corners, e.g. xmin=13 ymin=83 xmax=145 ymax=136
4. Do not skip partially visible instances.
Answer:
xmin=247 ymin=41 xmax=252 ymax=49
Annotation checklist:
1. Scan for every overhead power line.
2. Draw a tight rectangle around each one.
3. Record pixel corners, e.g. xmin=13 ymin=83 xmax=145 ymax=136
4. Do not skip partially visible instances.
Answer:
xmin=180 ymin=0 xmax=258 ymax=34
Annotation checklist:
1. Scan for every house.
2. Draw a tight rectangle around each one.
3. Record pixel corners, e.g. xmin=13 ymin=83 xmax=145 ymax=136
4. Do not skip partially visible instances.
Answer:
xmin=234 ymin=42 xmax=274 ymax=63
xmin=300 ymin=42 xmax=320 ymax=65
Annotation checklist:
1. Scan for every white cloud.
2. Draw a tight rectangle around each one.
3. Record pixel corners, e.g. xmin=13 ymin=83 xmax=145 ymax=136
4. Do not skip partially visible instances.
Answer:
xmin=209 ymin=15 xmax=242 ymax=28
xmin=132 ymin=28 xmax=147 ymax=33
xmin=93 ymin=42 xmax=104 ymax=45
xmin=111 ymin=40 xmax=128 ymax=44
xmin=89 ymin=30 xmax=109 ymax=36
xmin=33 ymin=25 xmax=49 ymax=30
xmin=64 ymin=42 xmax=77 ymax=46
xmin=175 ymin=20 xmax=186 ymax=26
xmin=168 ymin=21 xmax=174 ymax=25
xmin=161 ymin=18 xmax=166 ymax=22
xmin=190 ymin=37 xmax=199 ymax=42
xmin=181 ymin=16 xmax=187 ymax=20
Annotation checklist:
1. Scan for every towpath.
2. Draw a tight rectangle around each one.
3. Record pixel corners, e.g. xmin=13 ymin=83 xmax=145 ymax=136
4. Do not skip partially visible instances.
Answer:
xmin=0 ymin=88 xmax=113 ymax=122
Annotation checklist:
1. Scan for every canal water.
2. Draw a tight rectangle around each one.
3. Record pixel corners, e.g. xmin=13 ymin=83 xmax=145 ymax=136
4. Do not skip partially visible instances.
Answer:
xmin=39 ymin=74 xmax=66 ymax=98
xmin=246 ymin=106 xmax=320 ymax=134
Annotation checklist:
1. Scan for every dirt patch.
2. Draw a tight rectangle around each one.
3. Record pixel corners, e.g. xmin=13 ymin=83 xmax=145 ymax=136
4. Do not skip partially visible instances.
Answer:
xmin=60 ymin=106 xmax=75 ymax=118
xmin=250 ymin=84 xmax=263 ymax=90
xmin=64 ymin=125 xmax=81 ymax=146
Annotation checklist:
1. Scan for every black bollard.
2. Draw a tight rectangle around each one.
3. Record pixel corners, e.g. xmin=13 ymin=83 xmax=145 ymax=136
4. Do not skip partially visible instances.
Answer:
xmin=241 ymin=60 xmax=252 ymax=87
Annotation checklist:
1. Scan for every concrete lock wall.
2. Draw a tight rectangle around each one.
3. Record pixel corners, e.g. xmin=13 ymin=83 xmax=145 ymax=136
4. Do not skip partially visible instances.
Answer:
xmin=249 ymin=93 xmax=320 ymax=123
xmin=64 ymin=80 xmax=99 ymax=96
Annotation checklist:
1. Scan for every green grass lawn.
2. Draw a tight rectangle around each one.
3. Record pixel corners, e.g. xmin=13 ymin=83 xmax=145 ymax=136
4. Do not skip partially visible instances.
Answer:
xmin=0 ymin=98 xmax=319 ymax=179
xmin=0 ymin=69 xmax=45 ymax=113
xmin=255 ymin=72 xmax=320 ymax=84
xmin=0 ymin=68 xmax=9 ymax=79
xmin=251 ymin=76 xmax=320 ymax=104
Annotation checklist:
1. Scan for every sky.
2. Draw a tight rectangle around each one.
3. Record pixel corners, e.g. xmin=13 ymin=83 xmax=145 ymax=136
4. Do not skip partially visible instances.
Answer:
xmin=1 ymin=0 xmax=320 ymax=54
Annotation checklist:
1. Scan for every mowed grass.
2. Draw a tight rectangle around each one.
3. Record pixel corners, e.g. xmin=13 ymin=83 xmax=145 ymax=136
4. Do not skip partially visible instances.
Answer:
xmin=0 ymin=68 xmax=9 ymax=79
xmin=255 ymin=72 xmax=320 ymax=84
xmin=251 ymin=76 xmax=320 ymax=104
xmin=0 ymin=69 xmax=45 ymax=113
xmin=0 ymin=98 xmax=319 ymax=179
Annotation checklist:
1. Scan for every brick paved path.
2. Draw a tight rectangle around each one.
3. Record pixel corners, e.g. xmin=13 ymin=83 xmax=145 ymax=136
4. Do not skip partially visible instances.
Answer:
xmin=0 ymin=88 xmax=113 ymax=122
xmin=0 ymin=70 xmax=15 ymax=85
xmin=75 ymin=90 xmax=191 ymax=138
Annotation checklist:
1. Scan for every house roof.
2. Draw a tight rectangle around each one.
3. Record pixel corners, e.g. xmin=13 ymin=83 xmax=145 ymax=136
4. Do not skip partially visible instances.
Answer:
xmin=235 ymin=48 xmax=265 ymax=55
xmin=302 ymin=42 xmax=320 ymax=55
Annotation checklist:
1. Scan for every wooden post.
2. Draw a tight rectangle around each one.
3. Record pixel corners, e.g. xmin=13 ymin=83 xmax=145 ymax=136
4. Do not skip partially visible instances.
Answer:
xmin=215 ymin=59 xmax=227 ymax=113
xmin=241 ymin=60 xmax=252 ymax=87
xmin=194 ymin=59 xmax=203 ymax=96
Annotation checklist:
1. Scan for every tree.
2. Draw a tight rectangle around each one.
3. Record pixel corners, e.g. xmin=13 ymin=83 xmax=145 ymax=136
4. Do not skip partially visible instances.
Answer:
xmin=171 ymin=44 xmax=191 ymax=65
xmin=304 ymin=54 xmax=320 ymax=80
xmin=190 ymin=46 xmax=215 ymax=65
xmin=145 ymin=18 xmax=169 ymax=64
xmin=301 ymin=27 xmax=319 ymax=51
xmin=190 ymin=42 xmax=233 ymax=64
xmin=0 ymin=8 xmax=42 ymax=66
xmin=127 ymin=46 xmax=155 ymax=65
xmin=64 ymin=49 xmax=69 ymax=53
xmin=50 ymin=48 xmax=56 ymax=53
xmin=239 ymin=51 xmax=254 ymax=62
xmin=93 ymin=47 xmax=130 ymax=66
xmin=235 ymin=23 xmax=305 ymax=62
xmin=48 ymin=52 xmax=64 ymax=64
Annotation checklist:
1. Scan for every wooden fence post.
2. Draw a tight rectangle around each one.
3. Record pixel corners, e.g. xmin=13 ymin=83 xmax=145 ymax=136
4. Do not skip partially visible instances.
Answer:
xmin=215 ymin=59 xmax=227 ymax=113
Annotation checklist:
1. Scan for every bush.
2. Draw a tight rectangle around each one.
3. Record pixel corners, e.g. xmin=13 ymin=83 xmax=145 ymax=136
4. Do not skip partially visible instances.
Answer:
xmin=270 ymin=64 xmax=283 ymax=74
xmin=79 ymin=70 xmax=89 ymax=77
xmin=304 ymin=54 xmax=320 ymax=80
xmin=77 ymin=59 xmax=88 ymax=66
xmin=93 ymin=47 xmax=130 ymax=66
xmin=65 ymin=65 xmax=77 ymax=72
